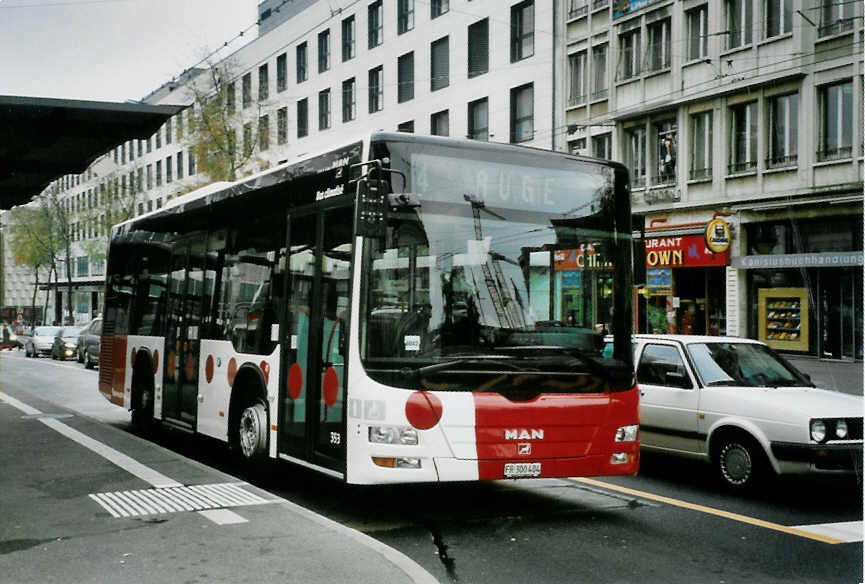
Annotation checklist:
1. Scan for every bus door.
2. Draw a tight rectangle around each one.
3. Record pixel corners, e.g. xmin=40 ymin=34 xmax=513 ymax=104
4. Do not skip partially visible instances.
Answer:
xmin=162 ymin=237 xmax=207 ymax=427
xmin=279 ymin=205 xmax=353 ymax=472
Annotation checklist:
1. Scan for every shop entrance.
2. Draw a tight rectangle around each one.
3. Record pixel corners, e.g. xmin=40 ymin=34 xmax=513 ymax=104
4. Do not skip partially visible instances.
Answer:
xmin=819 ymin=268 xmax=862 ymax=360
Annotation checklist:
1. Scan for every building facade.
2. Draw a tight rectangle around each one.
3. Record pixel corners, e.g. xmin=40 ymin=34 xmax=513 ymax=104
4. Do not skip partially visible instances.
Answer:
xmin=562 ymin=0 xmax=863 ymax=360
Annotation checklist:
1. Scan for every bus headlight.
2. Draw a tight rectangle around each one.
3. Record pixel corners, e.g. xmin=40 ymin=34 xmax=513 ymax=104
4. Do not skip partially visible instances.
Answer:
xmin=615 ymin=424 xmax=638 ymax=442
xmin=810 ymin=419 xmax=826 ymax=443
xmin=368 ymin=425 xmax=419 ymax=445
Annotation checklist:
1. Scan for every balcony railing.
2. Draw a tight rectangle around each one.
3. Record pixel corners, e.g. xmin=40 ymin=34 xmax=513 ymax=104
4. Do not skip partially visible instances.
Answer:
xmin=591 ymin=0 xmax=609 ymax=11
xmin=728 ymin=160 xmax=757 ymax=174
xmin=568 ymin=2 xmax=588 ymax=19
xmin=650 ymin=172 xmax=676 ymax=186
xmin=818 ymin=18 xmax=855 ymax=38
xmin=817 ymin=146 xmax=853 ymax=162
xmin=590 ymin=89 xmax=608 ymax=101
xmin=766 ymin=154 xmax=798 ymax=169
xmin=689 ymin=168 xmax=712 ymax=181
xmin=631 ymin=176 xmax=646 ymax=189
xmin=568 ymin=94 xmax=586 ymax=107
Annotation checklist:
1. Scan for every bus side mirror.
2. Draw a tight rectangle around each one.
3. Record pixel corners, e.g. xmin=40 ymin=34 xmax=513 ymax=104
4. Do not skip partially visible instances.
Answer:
xmin=356 ymin=178 xmax=389 ymax=238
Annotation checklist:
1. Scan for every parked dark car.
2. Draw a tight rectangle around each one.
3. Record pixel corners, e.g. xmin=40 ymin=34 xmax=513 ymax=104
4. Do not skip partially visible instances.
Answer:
xmin=25 ymin=326 xmax=61 ymax=357
xmin=51 ymin=326 xmax=82 ymax=360
xmin=76 ymin=317 xmax=102 ymax=369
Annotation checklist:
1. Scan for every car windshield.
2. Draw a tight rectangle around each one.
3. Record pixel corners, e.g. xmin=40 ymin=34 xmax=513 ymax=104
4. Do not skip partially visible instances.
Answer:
xmin=360 ymin=140 xmax=633 ymax=393
xmin=687 ymin=342 xmax=809 ymax=387
xmin=62 ymin=328 xmax=82 ymax=338
xmin=34 ymin=327 xmax=60 ymax=337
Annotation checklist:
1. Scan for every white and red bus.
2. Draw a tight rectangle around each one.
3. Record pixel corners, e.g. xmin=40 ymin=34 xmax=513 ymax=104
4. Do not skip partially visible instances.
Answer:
xmin=99 ymin=133 xmax=639 ymax=484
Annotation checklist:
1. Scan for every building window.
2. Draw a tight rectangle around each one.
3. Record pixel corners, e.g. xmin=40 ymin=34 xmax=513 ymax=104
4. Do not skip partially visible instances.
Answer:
xmin=277 ymin=107 xmax=288 ymax=144
xmin=768 ymin=93 xmax=798 ymax=167
xmin=297 ymin=99 xmax=308 ymax=138
xmin=690 ymin=111 xmax=713 ymax=180
xmin=188 ymin=152 xmax=195 ymax=175
xmin=765 ymin=0 xmax=792 ymax=38
xmin=155 ymin=129 xmax=161 ymax=149
xmin=318 ymin=89 xmax=331 ymax=130
xmin=137 ymin=167 xmax=143 ymax=193
xmin=368 ymin=1 xmax=383 ymax=49
xmin=318 ymin=29 xmax=331 ymax=73
xmin=431 ymin=110 xmax=449 ymax=136
xmin=277 ymin=53 xmax=287 ymax=92
xmin=398 ymin=0 xmax=414 ymax=34
xmin=257 ymin=64 xmax=268 ymax=102
xmin=618 ymin=28 xmax=641 ymax=80
xmin=431 ymin=0 xmax=449 ymax=18
xmin=156 ymin=160 xmax=162 ymax=186
xmin=510 ymin=83 xmax=533 ymax=143
xmin=726 ymin=0 xmax=752 ymax=49
xmin=510 ymin=1 xmax=534 ymax=62
xmin=397 ymin=52 xmax=414 ymax=103
xmin=342 ymin=78 xmax=356 ymax=122
xmin=569 ymin=137 xmax=586 ymax=155
xmin=226 ymin=82 xmax=236 ymax=111
xmin=342 ymin=15 xmax=356 ymax=61
xmin=166 ymin=156 xmax=173 ymax=183
xmin=297 ymin=42 xmax=308 ymax=83
xmin=177 ymin=151 xmax=184 ymax=179
xmin=592 ymin=133 xmax=612 ymax=159
xmin=687 ymin=6 xmax=708 ymax=61
xmin=819 ymin=0 xmax=855 ymax=36
xmin=468 ymin=97 xmax=489 ymax=141
xmin=431 ymin=36 xmax=449 ymax=91
xmin=243 ymin=122 xmax=253 ymax=156
xmin=647 ymin=19 xmax=671 ymax=72
xmin=818 ymin=81 xmax=853 ymax=161
xmin=259 ymin=115 xmax=270 ymax=150
xmin=146 ymin=164 xmax=153 ymax=190
xmin=568 ymin=51 xmax=587 ymax=106
xmin=468 ymin=18 xmax=489 ymax=78
xmin=654 ymin=122 xmax=677 ymax=185
xmin=398 ymin=120 xmax=415 ymax=133
xmin=166 ymin=121 xmax=173 ymax=145
xmin=592 ymin=44 xmax=608 ymax=100
xmin=729 ymin=101 xmax=757 ymax=173
xmin=625 ymin=126 xmax=646 ymax=187
xmin=241 ymin=73 xmax=252 ymax=109
xmin=368 ymin=66 xmax=383 ymax=113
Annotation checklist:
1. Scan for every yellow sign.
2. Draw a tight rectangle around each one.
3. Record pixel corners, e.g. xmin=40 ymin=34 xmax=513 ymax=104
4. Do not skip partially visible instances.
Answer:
xmin=705 ymin=218 xmax=731 ymax=254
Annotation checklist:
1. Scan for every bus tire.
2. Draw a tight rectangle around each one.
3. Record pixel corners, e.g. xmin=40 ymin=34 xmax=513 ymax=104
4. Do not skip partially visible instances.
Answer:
xmin=237 ymin=402 xmax=268 ymax=460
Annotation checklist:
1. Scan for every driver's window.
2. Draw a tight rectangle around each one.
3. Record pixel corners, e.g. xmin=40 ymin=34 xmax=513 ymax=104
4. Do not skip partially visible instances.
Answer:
xmin=637 ymin=344 xmax=692 ymax=388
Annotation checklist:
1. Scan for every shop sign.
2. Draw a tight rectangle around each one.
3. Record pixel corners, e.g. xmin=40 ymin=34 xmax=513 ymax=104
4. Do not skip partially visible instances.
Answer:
xmin=732 ymin=251 xmax=864 ymax=269
xmin=645 ymin=268 xmax=672 ymax=296
xmin=554 ymin=246 xmax=613 ymax=270
xmin=704 ymin=218 xmax=731 ymax=254
xmin=613 ymin=0 xmax=664 ymax=19
xmin=645 ymin=235 xmax=730 ymax=268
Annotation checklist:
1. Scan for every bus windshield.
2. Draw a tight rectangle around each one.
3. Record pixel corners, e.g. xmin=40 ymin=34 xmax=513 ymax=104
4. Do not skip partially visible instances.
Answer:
xmin=360 ymin=140 xmax=633 ymax=393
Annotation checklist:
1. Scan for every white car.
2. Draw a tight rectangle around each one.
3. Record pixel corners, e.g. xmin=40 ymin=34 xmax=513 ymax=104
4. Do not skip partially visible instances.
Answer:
xmin=623 ymin=335 xmax=862 ymax=490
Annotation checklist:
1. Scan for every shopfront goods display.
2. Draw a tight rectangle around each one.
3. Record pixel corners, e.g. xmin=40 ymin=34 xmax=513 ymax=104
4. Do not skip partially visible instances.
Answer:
xmin=758 ymin=287 xmax=809 ymax=352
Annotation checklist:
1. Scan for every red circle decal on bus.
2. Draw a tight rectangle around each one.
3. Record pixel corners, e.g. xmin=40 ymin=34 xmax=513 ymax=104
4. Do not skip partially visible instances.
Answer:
xmin=227 ymin=358 xmax=238 ymax=386
xmin=152 ymin=350 xmax=159 ymax=374
xmin=323 ymin=367 xmax=339 ymax=407
xmin=260 ymin=361 xmax=270 ymax=384
xmin=288 ymin=363 xmax=303 ymax=399
xmin=205 ymin=355 xmax=214 ymax=383
xmin=405 ymin=391 xmax=443 ymax=430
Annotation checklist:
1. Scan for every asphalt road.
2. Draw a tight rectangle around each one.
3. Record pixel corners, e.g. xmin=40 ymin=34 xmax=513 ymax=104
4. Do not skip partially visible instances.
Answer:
xmin=1 ymin=350 xmax=862 ymax=584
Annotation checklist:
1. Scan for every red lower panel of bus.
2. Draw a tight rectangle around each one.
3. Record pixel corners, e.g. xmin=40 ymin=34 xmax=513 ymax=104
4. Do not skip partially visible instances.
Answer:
xmin=99 ymin=334 xmax=126 ymax=406
xmin=472 ymin=388 xmax=639 ymax=479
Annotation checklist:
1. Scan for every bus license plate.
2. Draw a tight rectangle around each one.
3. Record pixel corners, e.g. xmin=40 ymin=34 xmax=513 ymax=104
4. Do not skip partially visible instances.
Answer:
xmin=504 ymin=462 xmax=541 ymax=478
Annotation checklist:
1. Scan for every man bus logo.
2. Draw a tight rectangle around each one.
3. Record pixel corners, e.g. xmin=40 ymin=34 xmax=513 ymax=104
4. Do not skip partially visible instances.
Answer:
xmin=518 ymin=443 xmax=532 ymax=455
xmin=505 ymin=429 xmax=544 ymax=440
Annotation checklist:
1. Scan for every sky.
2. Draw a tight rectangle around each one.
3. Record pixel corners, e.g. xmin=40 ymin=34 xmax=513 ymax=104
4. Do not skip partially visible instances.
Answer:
xmin=0 ymin=0 xmax=261 ymax=103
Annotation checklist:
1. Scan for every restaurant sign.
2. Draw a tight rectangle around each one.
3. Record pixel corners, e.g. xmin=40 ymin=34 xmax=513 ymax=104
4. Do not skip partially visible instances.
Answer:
xmin=645 ymin=235 xmax=730 ymax=268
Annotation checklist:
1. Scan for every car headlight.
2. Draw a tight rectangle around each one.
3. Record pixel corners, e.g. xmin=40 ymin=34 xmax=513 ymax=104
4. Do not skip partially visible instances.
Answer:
xmin=810 ymin=419 xmax=827 ymax=443
xmin=835 ymin=419 xmax=848 ymax=439
xmin=614 ymin=424 xmax=639 ymax=442
xmin=368 ymin=425 xmax=419 ymax=445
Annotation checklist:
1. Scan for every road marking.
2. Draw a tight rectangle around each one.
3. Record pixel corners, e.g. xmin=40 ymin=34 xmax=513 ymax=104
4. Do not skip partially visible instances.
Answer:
xmin=572 ymin=477 xmax=848 ymax=545
xmin=89 ymin=483 xmax=274 ymax=518
xmin=790 ymin=521 xmax=863 ymax=543
xmin=198 ymin=509 xmax=249 ymax=525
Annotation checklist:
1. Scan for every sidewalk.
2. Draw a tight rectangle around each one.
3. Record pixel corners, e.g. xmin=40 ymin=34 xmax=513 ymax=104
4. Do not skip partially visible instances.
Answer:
xmin=785 ymin=356 xmax=863 ymax=396
xmin=0 ymin=384 xmax=436 ymax=584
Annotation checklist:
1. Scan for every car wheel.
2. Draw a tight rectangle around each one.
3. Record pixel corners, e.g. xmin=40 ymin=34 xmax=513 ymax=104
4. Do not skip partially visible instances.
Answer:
xmin=238 ymin=402 xmax=269 ymax=460
xmin=84 ymin=350 xmax=94 ymax=370
xmin=715 ymin=435 xmax=765 ymax=491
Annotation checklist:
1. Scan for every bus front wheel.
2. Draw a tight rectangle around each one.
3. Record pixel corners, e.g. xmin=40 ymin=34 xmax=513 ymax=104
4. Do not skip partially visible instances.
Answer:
xmin=238 ymin=402 xmax=268 ymax=460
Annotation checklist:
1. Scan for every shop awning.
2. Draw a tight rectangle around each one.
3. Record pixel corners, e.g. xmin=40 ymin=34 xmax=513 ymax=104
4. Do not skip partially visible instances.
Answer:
xmin=0 ymin=95 xmax=183 ymax=210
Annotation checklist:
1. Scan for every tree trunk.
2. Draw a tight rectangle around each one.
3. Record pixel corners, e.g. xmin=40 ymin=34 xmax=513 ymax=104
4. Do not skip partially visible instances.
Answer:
xmin=30 ymin=264 xmax=40 ymax=327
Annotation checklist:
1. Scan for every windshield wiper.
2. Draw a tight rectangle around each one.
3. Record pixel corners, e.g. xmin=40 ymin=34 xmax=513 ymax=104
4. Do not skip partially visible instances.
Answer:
xmin=401 ymin=355 xmax=528 ymax=377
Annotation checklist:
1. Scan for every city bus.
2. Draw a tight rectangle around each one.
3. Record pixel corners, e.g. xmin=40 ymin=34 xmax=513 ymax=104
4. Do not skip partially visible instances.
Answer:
xmin=99 ymin=133 xmax=639 ymax=484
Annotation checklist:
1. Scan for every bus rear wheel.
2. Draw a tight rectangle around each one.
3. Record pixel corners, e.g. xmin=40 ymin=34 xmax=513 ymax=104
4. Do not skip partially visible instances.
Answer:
xmin=238 ymin=403 xmax=268 ymax=460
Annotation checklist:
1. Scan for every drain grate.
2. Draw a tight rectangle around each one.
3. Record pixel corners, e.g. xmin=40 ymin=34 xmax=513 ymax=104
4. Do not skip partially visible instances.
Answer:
xmin=89 ymin=482 xmax=273 ymax=518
